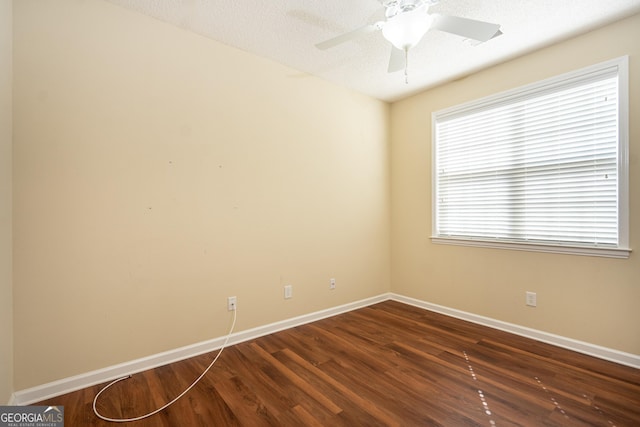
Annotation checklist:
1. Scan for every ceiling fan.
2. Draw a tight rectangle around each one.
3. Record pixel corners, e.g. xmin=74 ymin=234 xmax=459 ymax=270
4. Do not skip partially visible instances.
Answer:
xmin=315 ymin=0 xmax=502 ymax=82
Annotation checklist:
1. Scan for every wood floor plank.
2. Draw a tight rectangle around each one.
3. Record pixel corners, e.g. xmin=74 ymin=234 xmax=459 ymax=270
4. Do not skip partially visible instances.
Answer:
xmin=277 ymin=348 xmax=403 ymax=427
xmin=35 ymin=301 xmax=640 ymax=426
xmin=247 ymin=342 xmax=343 ymax=415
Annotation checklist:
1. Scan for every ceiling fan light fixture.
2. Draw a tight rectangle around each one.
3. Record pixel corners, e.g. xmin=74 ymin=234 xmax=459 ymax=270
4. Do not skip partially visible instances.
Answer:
xmin=381 ymin=5 xmax=433 ymax=50
xmin=314 ymin=0 xmax=502 ymax=85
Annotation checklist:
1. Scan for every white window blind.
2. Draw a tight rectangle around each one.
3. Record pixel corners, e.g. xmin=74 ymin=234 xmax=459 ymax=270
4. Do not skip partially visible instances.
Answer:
xmin=433 ymin=57 xmax=629 ymax=258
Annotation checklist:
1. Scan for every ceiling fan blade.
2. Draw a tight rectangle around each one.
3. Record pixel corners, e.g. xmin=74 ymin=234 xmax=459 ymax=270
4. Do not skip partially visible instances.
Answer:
xmin=388 ymin=46 xmax=405 ymax=73
xmin=315 ymin=23 xmax=381 ymax=50
xmin=431 ymin=14 xmax=501 ymax=42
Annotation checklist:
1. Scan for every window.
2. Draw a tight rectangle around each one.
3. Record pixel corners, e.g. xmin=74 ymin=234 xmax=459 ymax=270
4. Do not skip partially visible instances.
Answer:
xmin=432 ymin=57 xmax=630 ymax=258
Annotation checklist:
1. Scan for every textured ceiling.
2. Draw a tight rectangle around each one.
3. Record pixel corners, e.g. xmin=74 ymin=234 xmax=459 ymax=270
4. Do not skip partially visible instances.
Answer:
xmin=103 ymin=0 xmax=640 ymax=102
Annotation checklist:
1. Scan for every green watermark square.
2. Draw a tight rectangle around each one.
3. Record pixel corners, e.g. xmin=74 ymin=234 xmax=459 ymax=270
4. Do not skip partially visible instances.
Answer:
xmin=0 ymin=406 xmax=63 ymax=427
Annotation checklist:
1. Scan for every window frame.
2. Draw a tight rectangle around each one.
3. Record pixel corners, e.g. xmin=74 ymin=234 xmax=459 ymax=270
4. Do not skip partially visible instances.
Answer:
xmin=431 ymin=56 xmax=630 ymax=259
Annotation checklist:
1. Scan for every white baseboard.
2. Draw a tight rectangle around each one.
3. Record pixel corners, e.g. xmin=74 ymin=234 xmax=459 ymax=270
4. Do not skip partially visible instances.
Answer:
xmin=12 ymin=292 xmax=639 ymax=405
xmin=390 ymin=293 xmax=640 ymax=369
xmin=11 ymin=293 xmax=390 ymax=406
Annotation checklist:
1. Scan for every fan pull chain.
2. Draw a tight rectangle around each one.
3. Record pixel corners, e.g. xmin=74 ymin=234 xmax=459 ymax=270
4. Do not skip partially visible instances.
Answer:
xmin=404 ymin=47 xmax=409 ymax=84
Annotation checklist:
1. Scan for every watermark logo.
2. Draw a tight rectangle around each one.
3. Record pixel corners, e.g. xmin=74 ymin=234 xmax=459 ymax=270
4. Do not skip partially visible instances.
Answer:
xmin=0 ymin=406 xmax=64 ymax=427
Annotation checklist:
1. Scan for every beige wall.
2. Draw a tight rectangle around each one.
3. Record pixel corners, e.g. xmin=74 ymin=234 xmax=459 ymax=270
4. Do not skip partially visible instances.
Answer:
xmin=391 ymin=13 xmax=640 ymax=355
xmin=12 ymin=0 xmax=390 ymax=390
xmin=0 ymin=0 xmax=13 ymax=405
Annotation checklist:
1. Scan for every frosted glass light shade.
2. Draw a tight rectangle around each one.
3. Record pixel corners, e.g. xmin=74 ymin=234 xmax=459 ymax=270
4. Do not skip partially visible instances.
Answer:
xmin=382 ymin=6 xmax=433 ymax=50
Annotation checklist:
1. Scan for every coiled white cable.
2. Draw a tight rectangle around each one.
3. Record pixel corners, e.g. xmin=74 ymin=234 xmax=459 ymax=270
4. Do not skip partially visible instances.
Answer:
xmin=93 ymin=308 xmax=237 ymax=423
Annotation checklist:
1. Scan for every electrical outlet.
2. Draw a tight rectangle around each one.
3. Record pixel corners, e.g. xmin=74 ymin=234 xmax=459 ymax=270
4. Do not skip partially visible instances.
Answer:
xmin=330 ymin=278 xmax=336 ymax=290
xmin=284 ymin=285 xmax=292 ymax=299
xmin=525 ymin=291 xmax=537 ymax=307
xmin=227 ymin=296 xmax=237 ymax=311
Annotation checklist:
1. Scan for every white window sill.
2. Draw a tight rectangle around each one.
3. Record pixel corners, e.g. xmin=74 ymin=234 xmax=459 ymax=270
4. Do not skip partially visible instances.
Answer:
xmin=430 ymin=236 xmax=631 ymax=259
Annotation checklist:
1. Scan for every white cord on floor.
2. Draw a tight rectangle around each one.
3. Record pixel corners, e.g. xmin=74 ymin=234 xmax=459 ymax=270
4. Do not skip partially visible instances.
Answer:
xmin=92 ymin=308 xmax=237 ymax=423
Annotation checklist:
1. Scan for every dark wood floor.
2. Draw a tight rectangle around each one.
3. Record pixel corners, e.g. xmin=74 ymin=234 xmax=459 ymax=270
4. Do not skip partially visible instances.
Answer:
xmin=37 ymin=301 xmax=640 ymax=426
